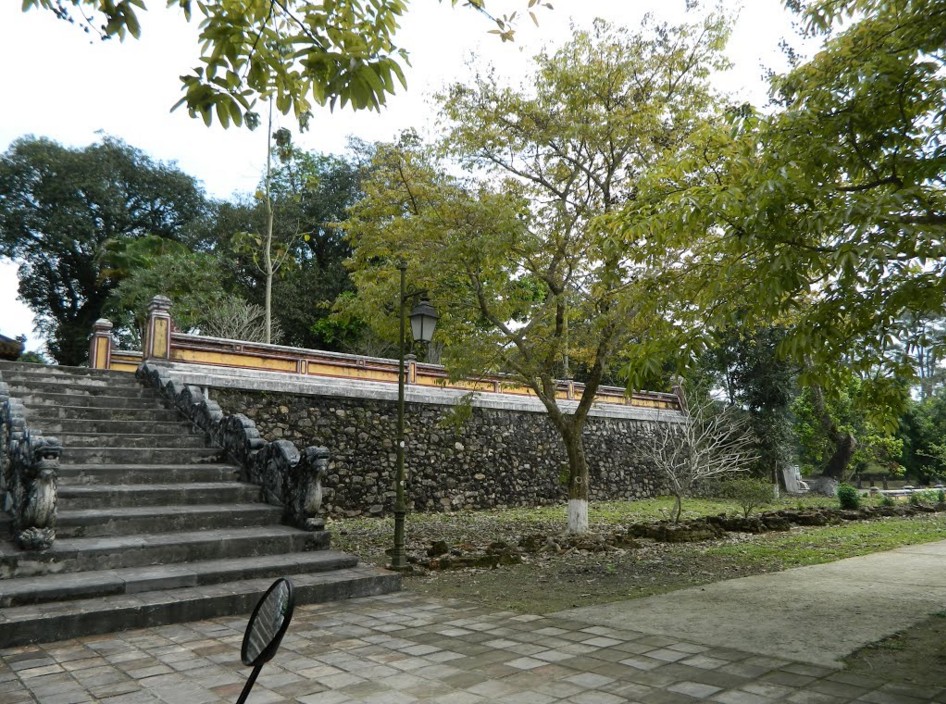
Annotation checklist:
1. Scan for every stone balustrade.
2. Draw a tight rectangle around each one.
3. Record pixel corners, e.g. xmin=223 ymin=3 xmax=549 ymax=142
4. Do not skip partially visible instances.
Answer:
xmin=89 ymin=296 xmax=681 ymax=412
xmin=0 ymin=378 xmax=61 ymax=550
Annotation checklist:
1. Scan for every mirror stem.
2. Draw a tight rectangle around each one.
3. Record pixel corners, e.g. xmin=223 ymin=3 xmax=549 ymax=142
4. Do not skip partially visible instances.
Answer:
xmin=236 ymin=663 xmax=263 ymax=704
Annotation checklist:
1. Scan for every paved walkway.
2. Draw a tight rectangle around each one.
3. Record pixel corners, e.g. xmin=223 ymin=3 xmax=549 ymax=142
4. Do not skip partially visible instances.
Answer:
xmin=3 ymin=542 xmax=946 ymax=703
xmin=558 ymin=540 xmax=946 ymax=668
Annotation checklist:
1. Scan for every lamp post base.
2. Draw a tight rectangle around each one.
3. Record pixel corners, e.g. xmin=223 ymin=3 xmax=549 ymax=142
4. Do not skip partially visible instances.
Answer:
xmin=390 ymin=508 xmax=408 ymax=571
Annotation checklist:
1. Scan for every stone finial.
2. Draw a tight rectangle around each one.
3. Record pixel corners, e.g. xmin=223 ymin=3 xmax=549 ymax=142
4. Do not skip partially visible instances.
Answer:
xmin=147 ymin=295 xmax=172 ymax=314
xmin=143 ymin=296 xmax=173 ymax=361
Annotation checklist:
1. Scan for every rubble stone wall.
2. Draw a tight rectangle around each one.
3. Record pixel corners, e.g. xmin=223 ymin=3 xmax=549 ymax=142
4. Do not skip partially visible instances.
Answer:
xmin=211 ymin=389 xmax=668 ymax=517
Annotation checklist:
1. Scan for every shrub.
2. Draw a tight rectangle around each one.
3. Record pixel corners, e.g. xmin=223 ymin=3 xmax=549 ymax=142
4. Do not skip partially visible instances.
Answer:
xmin=908 ymin=489 xmax=943 ymax=506
xmin=718 ymin=478 xmax=775 ymax=518
xmin=837 ymin=483 xmax=861 ymax=510
xmin=880 ymin=495 xmax=896 ymax=507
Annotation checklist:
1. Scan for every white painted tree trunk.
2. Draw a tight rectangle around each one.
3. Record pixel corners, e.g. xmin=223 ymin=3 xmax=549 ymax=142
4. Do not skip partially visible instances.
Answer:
xmin=567 ymin=498 xmax=588 ymax=534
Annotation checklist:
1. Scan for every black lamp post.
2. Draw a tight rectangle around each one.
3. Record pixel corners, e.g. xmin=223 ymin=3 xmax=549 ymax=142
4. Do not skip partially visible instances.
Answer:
xmin=391 ymin=261 xmax=438 ymax=571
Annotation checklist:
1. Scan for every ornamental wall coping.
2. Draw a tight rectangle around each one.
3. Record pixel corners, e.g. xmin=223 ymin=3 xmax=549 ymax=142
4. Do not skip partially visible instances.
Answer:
xmin=160 ymin=362 xmax=681 ymax=423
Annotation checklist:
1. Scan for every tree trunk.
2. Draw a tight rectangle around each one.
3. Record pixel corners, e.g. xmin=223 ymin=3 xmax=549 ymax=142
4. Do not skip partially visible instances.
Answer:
xmin=809 ymin=382 xmax=857 ymax=480
xmin=263 ymin=101 xmax=274 ymax=345
xmin=823 ymin=432 xmax=857 ymax=480
xmin=562 ymin=419 xmax=589 ymax=534
xmin=264 ymin=197 xmax=274 ymax=345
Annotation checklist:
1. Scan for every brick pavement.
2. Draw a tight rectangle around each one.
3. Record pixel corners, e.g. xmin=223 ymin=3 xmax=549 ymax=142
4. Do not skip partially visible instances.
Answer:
xmin=1 ymin=592 xmax=940 ymax=703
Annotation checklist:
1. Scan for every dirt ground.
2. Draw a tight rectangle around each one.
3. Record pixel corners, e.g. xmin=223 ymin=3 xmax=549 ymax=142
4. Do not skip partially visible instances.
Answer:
xmin=404 ymin=539 xmax=782 ymax=613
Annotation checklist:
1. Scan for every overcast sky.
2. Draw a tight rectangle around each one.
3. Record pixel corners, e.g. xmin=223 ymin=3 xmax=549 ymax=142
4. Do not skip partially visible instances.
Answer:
xmin=0 ymin=0 xmax=798 ymax=353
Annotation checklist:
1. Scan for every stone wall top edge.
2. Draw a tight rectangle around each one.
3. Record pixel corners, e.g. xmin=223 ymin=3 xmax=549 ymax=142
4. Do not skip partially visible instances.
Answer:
xmin=159 ymin=362 xmax=678 ymax=421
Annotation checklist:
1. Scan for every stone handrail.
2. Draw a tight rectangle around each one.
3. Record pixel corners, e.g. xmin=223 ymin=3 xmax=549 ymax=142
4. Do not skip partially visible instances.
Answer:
xmin=0 ymin=378 xmax=61 ymax=551
xmin=136 ymin=362 xmax=327 ymax=531
xmin=89 ymin=296 xmax=680 ymax=412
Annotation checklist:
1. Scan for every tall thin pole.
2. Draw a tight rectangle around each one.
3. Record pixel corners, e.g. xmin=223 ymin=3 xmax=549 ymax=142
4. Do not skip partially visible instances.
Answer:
xmin=392 ymin=261 xmax=408 ymax=571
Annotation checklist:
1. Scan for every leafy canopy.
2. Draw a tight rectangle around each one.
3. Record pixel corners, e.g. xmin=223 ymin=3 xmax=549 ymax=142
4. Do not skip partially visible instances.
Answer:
xmin=346 ymin=15 xmax=730 ymax=401
xmin=24 ymin=0 xmax=551 ymax=128
xmin=100 ymin=235 xmax=229 ymax=344
xmin=629 ymin=0 xmax=946 ymax=420
xmin=0 ymin=136 xmax=208 ymax=365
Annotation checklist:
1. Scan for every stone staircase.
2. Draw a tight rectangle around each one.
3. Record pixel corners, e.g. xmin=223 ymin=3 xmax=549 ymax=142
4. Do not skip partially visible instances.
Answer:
xmin=0 ymin=361 xmax=399 ymax=647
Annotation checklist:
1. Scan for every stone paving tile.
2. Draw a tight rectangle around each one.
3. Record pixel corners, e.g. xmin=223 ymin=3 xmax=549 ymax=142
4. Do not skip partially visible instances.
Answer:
xmin=682 ymin=654 xmax=732 ymax=670
xmin=668 ymin=680 xmax=724 ymax=699
xmin=0 ymin=592 xmax=915 ymax=704
xmin=784 ymin=692 xmax=849 ymax=704
xmin=709 ymin=690 xmax=774 ymax=704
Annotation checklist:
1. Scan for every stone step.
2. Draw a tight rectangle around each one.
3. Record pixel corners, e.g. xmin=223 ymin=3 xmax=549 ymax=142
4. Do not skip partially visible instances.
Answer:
xmin=58 ymin=481 xmax=258 ymax=507
xmin=4 ymin=379 xmax=156 ymax=399
xmin=16 ymin=417 xmax=200 ymax=436
xmin=53 ymin=431 xmax=210 ymax=449
xmin=56 ymin=503 xmax=283 ymax=537
xmin=0 ymin=361 xmax=141 ymax=385
xmin=18 ymin=390 xmax=164 ymax=410
xmin=0 ymin=566 xmax=399 ymax=648
xmin=58 ymin=464 xmax=241 ymax=487
xmin=60 ymin=446 xmax=222 ymax=465
xmin=24 ymin=403 xmax=181 ymax=423
xmin=0 ymin=361 xmax=397 ymax=647
xmin=0 ymin=526 xmax=330 ymax=578
xmin=0 ymin=550 xmax=360 ymax=607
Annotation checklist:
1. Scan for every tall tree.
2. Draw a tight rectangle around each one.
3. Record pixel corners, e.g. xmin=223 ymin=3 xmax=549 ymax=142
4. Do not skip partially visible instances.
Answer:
xmin=793 ymin=373 xmax=906 ymax=481
xmin=23 ymin=0 xmax=550 ymax=128
xmin=344 ymin=16 xmax=731 ymax=533
xmin=269 ymin=144 xmax=365 ymax=350
xmin=0 ymin=136 xmax=209 ymax=365
xmin=693 ymin=0 xmax=941 ymax=378
xmin=621 ymin=0 xmax=945 ymax=475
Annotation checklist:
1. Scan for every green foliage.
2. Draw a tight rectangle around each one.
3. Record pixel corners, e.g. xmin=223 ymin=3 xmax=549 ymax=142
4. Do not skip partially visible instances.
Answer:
xmin=211 ymin=146 xmax=364 ymax=350
xmin=908 ymin=489 xmax=944 ymax=507
xmin=698 ymin=326 xmax=798 ymax=480
xmin=24 ymin=0 xmax=549 ymax=129
xmin=880 ymin=494 xmax=896 ymax=508
xmin=102 ymin=241 xmax=228 ymax=343
xmin=623 ymin=0 xmax=946 ymax=430
xmin=16 ymin=350 xmax=48 ymax=364
xmin=792 ymin=375 xmax=906 ymax=479
xmin=898 ymin=389 xmax=946 ymax=484
xmin=717 ymin=478 xmax=775 ymax=518
xmin=0 ymin=136 xmax=208 ymax=365
xmin=837 ymin=484 xmax=861 ymax=510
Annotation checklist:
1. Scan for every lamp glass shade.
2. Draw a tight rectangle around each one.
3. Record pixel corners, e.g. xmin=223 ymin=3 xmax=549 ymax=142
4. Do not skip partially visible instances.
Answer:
xmin=409 ymin=298 xmax=439 ymax=343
